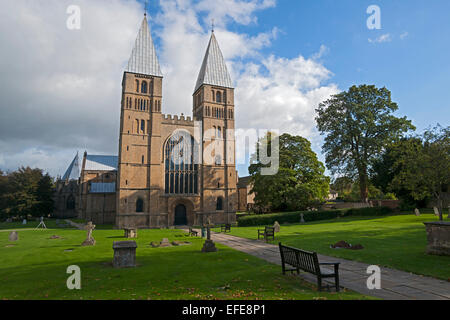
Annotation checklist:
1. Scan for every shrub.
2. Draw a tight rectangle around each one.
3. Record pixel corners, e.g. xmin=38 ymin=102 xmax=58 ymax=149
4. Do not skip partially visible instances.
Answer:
xmin=237 ymin=207 xmax=394 ymax=227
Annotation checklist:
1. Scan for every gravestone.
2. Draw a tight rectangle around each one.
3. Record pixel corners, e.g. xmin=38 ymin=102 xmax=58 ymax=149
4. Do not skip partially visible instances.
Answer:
xmin=300 ymin=213 xmax=305 ymax=223
xmin=113 ymin=241 xmax=137 ymax=268
xmin=9 ymin=231 xmax=18 ymax=241
xmin=6 ymin=218 xmax=12 ymax=223
xmin=160 ymin=238 xmax=171 ymax=247
xmin=22 ymin=219 xmax=27 ymax=225
xmin=434 ymin=207 xmax=440 ymax=216
xmin=124 ymin=228 xmax=138 ymax=239
xmin=414 ymin=208 xmax=421 ymax=216
xmin=81 ymin=222 xmax=96 ymax=246
xmin=273 ymin=221 xmax=281 ymax=233
xmin=201 ymin=224 xmax=217 ymax=253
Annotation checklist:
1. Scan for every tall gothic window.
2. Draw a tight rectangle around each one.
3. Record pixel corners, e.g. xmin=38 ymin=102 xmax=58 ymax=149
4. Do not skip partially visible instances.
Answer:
xmin=216 ymin=197 xmax=223 ymax=211
xmin=165 ymin=131 xmax=198 ymax=195
xmin=136 ymin=80 xmax=139 ymax=92
xmin=216 ymin=91 xmax=222 ymax=103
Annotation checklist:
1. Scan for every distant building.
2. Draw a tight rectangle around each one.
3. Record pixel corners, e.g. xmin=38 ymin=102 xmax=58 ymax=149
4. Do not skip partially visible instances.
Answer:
xmin=237 ymin=176 xmax=255 ymax=212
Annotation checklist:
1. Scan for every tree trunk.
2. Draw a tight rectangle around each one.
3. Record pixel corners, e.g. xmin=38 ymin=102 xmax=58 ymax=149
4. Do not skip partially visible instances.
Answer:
xmin=359 ymin=172 xmax=369 ymax=203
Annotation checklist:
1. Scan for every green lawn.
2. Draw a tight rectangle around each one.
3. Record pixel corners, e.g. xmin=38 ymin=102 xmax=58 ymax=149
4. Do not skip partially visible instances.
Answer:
xmin=0 ymin=223 xmax=370 ymax=300
xmin=219 ymin=214 xmax=450 ymax=280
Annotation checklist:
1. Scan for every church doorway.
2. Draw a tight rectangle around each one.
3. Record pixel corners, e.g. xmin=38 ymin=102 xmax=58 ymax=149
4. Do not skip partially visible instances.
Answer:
xmin=174 ymin=204 xmax=187 ymax=226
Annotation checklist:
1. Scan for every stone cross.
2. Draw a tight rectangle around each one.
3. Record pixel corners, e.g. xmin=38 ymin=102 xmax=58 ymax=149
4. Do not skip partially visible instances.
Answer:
xmin=414 ymin=208 xmax=421 ymax=216
xmin=82 ymin=222 xmax=96 ymax=246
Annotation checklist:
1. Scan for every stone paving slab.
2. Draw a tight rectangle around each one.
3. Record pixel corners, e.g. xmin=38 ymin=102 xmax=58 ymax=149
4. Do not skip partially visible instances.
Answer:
xmin=198 ymin=230 xmax=450 ymax=300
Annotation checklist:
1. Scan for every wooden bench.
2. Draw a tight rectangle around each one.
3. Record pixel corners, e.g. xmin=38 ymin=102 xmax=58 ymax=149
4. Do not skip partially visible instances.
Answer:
xmin=221 ymin=224 xmax=231 ymax=233
xmin=189 ymin=228 xmax=198 ymax=237
xmin=258 ymin=226 xmax=275 ymax=242
xmin=279 ymin=243 xmax=340 ymax=292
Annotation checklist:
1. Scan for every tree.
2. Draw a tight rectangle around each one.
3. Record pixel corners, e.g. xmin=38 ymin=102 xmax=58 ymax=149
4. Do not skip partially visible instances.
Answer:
xmin=249 ymin=133 xmax=330 ymax=212
xmin=391 ymin=125 xmax=450 ymax=221
xmin=316 ymin=85 xmax=415 ymax=202
xmin=0 ymin=167 xmax=55 ymax=219
xmin=371 ymin=137 xmax=427 ymax=208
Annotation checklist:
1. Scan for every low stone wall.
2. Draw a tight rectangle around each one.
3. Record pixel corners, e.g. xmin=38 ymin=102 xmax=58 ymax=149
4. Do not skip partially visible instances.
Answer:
xmin=424 ymin=222 xmax=450 ymax=256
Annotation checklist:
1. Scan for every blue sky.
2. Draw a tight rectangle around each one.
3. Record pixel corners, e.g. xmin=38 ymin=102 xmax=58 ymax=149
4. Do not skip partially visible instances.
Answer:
xmin=0 ymin=0 xmax=448 ymax=178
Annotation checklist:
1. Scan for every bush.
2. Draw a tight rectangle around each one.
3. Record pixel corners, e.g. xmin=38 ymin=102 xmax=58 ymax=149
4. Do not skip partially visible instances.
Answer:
xmin=237 ymin=207 xmax=394 ymax=227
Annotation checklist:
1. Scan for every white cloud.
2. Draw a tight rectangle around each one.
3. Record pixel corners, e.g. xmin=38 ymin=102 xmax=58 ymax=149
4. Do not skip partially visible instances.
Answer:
xmin=0 ymin=0 xmax=337 ymax=177
xmin=368 ymin=33 xmax=392 ymax=44
xmin=400 ymin=31 xmax=409 ymax=40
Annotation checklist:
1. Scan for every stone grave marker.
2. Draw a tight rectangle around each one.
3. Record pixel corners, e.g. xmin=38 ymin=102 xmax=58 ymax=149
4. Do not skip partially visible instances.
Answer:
xmin=160 ymin=238 xmax=171 ymax=247
xmin=300 ymin=213 xmax=305 ymax=223
xmin=124 ymin=228 xmax=138 ymax=239
xmin=273 ymin=221 xmax=281 ymax=233
xmin=9 ymin=231 xmax=18 ymax=241
xmin=22 ymin=219 xmax=27 ymax=225
xmin=414 ymin=208 xmax=421 ymax=216
xmin=113 ymin=241 xmax=137 ymax=268
xmin=201 ymin=223 xmax=217 ymax=253
xmin=81 ymin=222 xmax=96 ymax=246
xmin=433 ymin=207 xmax=440 ymax=216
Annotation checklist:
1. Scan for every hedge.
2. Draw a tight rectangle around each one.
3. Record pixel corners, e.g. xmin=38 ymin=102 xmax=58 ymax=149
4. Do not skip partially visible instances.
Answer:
xmin=237 ymin=207 xmax=394 ymax=227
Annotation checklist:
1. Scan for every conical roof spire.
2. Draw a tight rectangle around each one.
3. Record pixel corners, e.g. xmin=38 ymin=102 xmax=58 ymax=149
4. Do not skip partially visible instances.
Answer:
xmin=126 ymin=16 xmax=163 ymax=77
xmin=195 ymin=32 xmax=233 ymax=92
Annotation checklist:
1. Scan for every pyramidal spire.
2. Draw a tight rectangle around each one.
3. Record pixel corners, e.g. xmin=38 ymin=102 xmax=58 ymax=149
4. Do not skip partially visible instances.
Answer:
xmin=126 ymin=15 xmax=163 ymax=77
xmin=62 ymin=153 xmax=80 ymax=181
xmin=195 ymin=32 xmax=233 ymax=92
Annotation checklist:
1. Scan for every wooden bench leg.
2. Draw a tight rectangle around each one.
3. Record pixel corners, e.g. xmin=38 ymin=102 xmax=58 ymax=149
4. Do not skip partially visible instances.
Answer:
xmin=335 ymin=274 xmax=340 ymax=292
xmin=317 ymin=277 xmax=322 ymax=292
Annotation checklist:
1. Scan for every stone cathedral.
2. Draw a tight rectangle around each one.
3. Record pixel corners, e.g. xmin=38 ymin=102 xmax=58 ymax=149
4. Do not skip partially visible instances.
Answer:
xmin=54 ymin=15 xmax=238 ymax=228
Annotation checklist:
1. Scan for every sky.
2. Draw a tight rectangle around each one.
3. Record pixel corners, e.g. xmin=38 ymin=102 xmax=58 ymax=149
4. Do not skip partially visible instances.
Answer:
xmin=0 ymin=0 xmax=448 ymax=178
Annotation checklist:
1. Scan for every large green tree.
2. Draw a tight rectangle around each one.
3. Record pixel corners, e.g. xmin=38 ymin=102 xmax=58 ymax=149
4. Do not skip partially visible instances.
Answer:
xmin=391 ymin=125 xmax=450 ymax=221
xmin=249 ymin=133 xmax=330 ymax=212
xmin=0 ymin=167 xmax=54 ymax=219
xmin=316 ymin=85 xmax=415 ymax=202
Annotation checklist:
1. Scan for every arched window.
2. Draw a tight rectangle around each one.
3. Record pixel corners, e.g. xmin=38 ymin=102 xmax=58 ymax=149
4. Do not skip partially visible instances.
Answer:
xmin=141 ymin=81 xmax=148 ymax=94
xmin=216 ymin=91 xmax=222 ymax=103
xmin=217 ymin=126 xmax=221 ymax=139
xmin=216 ymin=197 xmax=223 ymax=211
xmin=136 ymin=80 xmax=140 ymax=93
xmin=141 ymin=120 xmax=145 ymax=133
xmin=212 ymin=90 xmax=215 ymax=102
xmin=165 ymin=130 xmax=198 ymax=195
xmin=136 ymin=198 xmax=144 ymax=213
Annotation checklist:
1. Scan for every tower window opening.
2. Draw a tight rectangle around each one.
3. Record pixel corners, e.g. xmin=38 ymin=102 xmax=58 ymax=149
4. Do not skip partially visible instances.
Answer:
xmin=136 ymin=198 xmax=144 ymax=213
xmin=136 ymin=80 xmax=139 ymax=93
xmin=141 ymin=81 xmax=148 ymax=94
xmin=216 ymin=197 xmax=223 ymax=211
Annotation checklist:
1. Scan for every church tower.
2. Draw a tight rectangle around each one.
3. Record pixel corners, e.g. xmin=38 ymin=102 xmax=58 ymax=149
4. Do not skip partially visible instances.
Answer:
xmin=193 ymin=31 xmax=238 ymax=224
xmin=116 ymin=14 xmax=164 ymax=228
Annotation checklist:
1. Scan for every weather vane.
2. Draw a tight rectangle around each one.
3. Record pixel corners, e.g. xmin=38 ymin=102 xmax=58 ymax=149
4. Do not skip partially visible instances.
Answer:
xmin=211 ymin=19 xmax=215 ymax=33
xmin=144 ymin=0 xmax=148 ymax=16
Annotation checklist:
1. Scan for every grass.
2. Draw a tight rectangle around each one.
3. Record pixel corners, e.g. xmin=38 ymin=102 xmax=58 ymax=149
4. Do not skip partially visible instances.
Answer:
xmin=0 ymin=222 xmax=370 ymax=300
xmin=218 ymin=213 xmax=450 ymax=280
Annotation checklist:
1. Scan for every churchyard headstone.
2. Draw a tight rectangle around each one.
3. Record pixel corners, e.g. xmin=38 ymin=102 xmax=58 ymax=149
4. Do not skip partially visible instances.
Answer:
xmin=273 ymin=221 xmax=281 ymax=233
xmin=22 ymin=219 xmax=27 ymax=225
xmin=300 ymin=213 xmax=305 ymax=223
xmin=434 ymin=207 xmax=440 ymax=216
xmin=160 ymin=238 xmax=171 ymax=247
xmin=414 ymin=208 xmax=421 ymax=216
xmin=9 ymin=231 xmax=18 ymax=241
xmin=113 ymin=241 xmax=137 ymax=268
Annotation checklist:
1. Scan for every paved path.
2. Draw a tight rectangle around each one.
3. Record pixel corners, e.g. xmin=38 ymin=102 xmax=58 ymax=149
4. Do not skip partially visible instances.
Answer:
xmin=201 ymin=231 xmax=450 ymax=300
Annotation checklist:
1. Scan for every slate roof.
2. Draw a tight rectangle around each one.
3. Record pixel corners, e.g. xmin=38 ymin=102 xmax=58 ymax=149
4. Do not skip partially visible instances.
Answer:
xmin=126 ymin=16 xmax=163 ymax=77
xmin=195 ymin=32 xmax=233 ymax=92
xmin=84 ymin=155 xmax=118 ymax=172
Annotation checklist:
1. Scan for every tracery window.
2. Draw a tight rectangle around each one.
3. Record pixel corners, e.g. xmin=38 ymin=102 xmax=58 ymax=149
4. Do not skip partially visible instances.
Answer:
xmin=165 ymin=131 xmax=198 ymax=195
